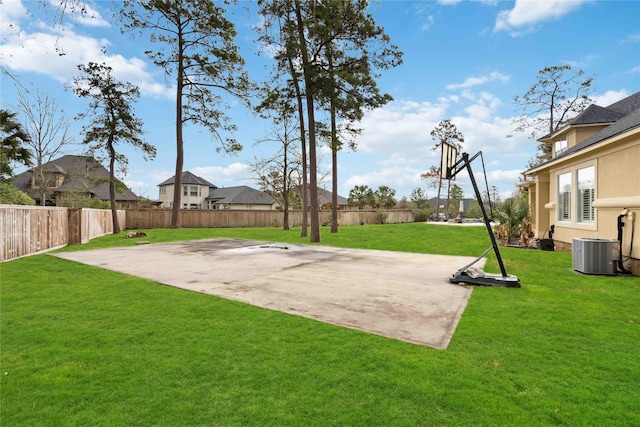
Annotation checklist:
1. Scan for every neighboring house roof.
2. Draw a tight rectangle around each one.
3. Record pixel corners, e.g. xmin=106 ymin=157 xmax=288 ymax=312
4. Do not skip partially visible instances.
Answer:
xmin=42 ymin=162 xmax=66 ymax=174
xmin=206 ymin=186 xmax=276 ymax=206
xmin=11 ymin=170 xmax=32 ymax=193
xmin=528 ymin=92 xmax=640 ymax=173
xmin=293 ymin=185 xmax=348 ymax=206
xmin=318 ymin=187 xmax=348 ymax=205
xmin=158 ymin=171 xmax=216 ymax=187
xmin=12 ymin=155 xmax=139 ymax=201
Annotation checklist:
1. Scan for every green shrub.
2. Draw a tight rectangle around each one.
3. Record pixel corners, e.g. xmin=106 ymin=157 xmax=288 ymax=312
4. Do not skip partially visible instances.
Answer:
xmin=375 ymin=209 xmax=388 ymax=224
xmin=0 ymin=182 xmax=35 ymax=205
xmin=412 ymin=206 xmax=433 ymax=222
xmin=60 ymin=193 xmax=110 ymax=209
xmin=493 ymin=196 xmax=529 ymax=245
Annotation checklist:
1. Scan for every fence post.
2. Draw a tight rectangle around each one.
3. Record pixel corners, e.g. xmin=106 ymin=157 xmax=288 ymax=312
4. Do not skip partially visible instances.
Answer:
xmin=68 ymin=208 xmax=82 ymax=245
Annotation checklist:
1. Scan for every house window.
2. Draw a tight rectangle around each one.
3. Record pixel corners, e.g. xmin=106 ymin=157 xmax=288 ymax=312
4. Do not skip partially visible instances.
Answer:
xmin=159 ymin=187 xmax=166 ymax=194
xmin=577 ymin=166 xmax=595 ymax=223
xmin=554 ymin=140 xmax=567 ymax=156
xmin=183 ymin=186 xmax=188 ymax=196
xmin=558 ymin=172 xmax=571 ymax=221
xmin=190 ymin=186 xmax=199 ymax=196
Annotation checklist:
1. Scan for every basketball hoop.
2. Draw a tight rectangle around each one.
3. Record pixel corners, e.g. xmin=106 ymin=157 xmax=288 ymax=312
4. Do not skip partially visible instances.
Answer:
xmin=419 ymin=172 xmax=440 ymax=179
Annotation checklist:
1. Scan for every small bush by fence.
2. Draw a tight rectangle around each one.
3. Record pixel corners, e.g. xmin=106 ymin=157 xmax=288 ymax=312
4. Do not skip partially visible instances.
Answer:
xmin=0 ymin=206 xmax=125 ymax=262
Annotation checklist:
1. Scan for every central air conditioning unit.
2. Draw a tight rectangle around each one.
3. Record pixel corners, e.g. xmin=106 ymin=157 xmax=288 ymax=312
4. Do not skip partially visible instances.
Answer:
xmin=572 ymin=238 xmax=619 ymax=275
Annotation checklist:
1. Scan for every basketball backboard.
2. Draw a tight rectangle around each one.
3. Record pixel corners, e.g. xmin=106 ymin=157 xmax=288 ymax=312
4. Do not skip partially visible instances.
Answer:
xmin=440 ymin=142 xmax=458 ymax=180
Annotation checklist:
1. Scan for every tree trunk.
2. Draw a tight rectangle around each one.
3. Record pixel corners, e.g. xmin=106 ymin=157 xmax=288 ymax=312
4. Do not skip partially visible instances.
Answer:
xmin=282 ymin=142 xmax=290 ymax=231
xmin=329 ymin=46 xmax=338 ymax=234
xmin=287 ymin=52 xmax=308 ymax=237
xmin=445 ymin=179 xmax=451 ymax=218
xmin=171 ymin=30 xmax=185 ymax=229
xmin=107 ymin=140 xmax=120 ymax=234
xmin=37 ymin=160 xmax=46 ymax=206
xmin=435 ymin=176 xmax=443 ymax=219
xmin=330 ymin=96 xmax=338 ymax=234
xmin=294 ymin=0 xmax=319 ymax=242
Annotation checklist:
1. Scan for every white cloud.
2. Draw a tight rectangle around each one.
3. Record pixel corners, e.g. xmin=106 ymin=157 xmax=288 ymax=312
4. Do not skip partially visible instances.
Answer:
xmin=148 ymin=163 xmax=253 ymax=189
xmin=343 ymin=92 xmax=537 ymax=199
xmin=621 ymin=32 xmax=640 ymax=43
xmin=72 ymin=3 xmax=111 ymax=28
xmin=494 ymin=0 xmax=589 ymax=34
xmin=461 ymin=92 xmax=503 ymax=121
xmin=191 ymin=163 xmax=251 ymax=186
xmin=421 ymin=15 xmax=435 ymax=31
xmin=439 ymin=0 xmax=498 ymax=5
xmin=343 ymin=165 xmax=425 ymax=194
xmin=356 ymin=100 xmax=448 ymax=156
xmin=0 ymin=0 xmax=27 ymax=33
xmin=150 ymin=169 xmax=176 ymax=184
xmin=124 ymin=179 xmax=153 ymax=195
xmin=446 ymin=71 xmax=510 ymax=90
xmin=488 ymin=169 xmax=523 ymax=182
xmin=45 ymin=0 xmax=111 ymax=28
xmin=455 ymin=114 xmax=530 ymax=156
xmin=591 ymin=90 xmax=629 ymax=107
xmin=413 ymin=4 xmax=435 ymax=32
xmin=561 ymin=55 xmax=599 ymax=69
xmin=0 ymin=20 xmax=172 ymax=98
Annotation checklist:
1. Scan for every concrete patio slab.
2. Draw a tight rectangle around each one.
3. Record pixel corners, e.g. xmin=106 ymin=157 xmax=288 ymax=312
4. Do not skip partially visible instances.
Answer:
xmin=53 ymin=239 xmax=482 ymax=349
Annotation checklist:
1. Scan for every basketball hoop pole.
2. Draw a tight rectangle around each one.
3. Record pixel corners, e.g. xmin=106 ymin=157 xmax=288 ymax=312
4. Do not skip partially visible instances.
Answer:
xmin=446 ymin=150 xmax=520 ymax=288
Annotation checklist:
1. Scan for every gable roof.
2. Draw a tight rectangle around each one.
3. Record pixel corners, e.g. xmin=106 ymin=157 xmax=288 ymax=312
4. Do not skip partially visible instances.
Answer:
xmin=569 ymin=104 xmax=624 ymax=126
xmin=158 ymin=171 xmax=216 ymax=187
xmin=12 ymin=155 xmax=139 ymax=201
xmin=206 ymin=186 xmax=276 ymax=205
xmin=527 ymin=91 xmax=640 ymax=174
xmin=606 ymin=91 xmax=640 ymax=115
xmin=540 ymin=91 xmax=640 ymax=140
xmin=555 ymin=106 xmax=640 ymax=160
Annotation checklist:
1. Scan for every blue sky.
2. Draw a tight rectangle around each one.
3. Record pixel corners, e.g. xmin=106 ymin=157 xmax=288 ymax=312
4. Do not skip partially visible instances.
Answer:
xmin=1 ymin=0 xmax=639 ymax=201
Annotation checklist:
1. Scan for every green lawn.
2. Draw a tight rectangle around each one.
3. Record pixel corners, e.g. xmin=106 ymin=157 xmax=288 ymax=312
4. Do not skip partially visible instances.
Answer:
xmin=2 ymin=223 xmax=639 ymax=426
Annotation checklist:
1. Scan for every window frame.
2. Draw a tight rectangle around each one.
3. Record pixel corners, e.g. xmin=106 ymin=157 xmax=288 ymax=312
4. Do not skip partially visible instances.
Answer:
xmin=554 ymin=139 xmax=567 ymax=156
xmin=553 ymin=161 xmax=597 ymax=231
xmin=557 ymin=172 xmax=572 ymax=222
xmin=576 ymin=166 xmax=595 ymax=224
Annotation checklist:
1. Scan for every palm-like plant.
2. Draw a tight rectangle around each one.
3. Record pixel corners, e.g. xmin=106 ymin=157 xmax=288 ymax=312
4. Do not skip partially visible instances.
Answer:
xmin=494 ymin=197 xmax=529 ymax=245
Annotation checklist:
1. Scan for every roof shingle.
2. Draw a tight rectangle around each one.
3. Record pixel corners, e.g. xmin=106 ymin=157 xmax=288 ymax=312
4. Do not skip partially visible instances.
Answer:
xmin=158 ymin=171 xmax=216 ymax=187
xmin=11 ymin=155 xmax=139 ymax=201
xmin=206 ymin=186 xmax=276 ymax=205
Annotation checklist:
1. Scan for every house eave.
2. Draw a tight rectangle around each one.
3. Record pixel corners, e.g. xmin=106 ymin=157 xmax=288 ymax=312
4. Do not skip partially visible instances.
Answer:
xmin=538 ymin=122 xmax=616 ymax=143
xmin=526 ymin=125 xmax=639 ymax=176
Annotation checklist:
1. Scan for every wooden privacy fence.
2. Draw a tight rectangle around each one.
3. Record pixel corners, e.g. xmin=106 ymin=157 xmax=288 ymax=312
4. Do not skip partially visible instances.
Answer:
xmin=125 ymin=208 xmax=416 ymax=229
xmin=0 ymin=206 xmax=125 ymax=262
xmin=1 ymin=206 xmax=414 ymax=261
xmin=68 ymin=208 xmax=127 ymax=245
